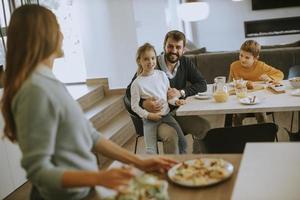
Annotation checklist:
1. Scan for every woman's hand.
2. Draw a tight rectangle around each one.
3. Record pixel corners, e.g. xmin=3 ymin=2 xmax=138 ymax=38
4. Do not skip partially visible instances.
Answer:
xmin=97 ymin=167 xmax=134 ymax=191
xmin=136 ymin=156 xmax=177 ymax=173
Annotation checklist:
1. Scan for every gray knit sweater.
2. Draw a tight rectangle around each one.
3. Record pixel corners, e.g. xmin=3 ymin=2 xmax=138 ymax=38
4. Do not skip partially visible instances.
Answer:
xmin=12 ymin=65 xmax=101 ymax=200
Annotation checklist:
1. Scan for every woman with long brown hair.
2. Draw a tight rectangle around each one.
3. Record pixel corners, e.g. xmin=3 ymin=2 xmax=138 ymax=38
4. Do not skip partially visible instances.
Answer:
xmin=1 ymin=5 xmax=175 ymax=200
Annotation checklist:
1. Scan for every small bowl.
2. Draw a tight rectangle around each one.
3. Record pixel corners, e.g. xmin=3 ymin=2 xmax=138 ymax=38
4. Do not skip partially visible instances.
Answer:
xmin=289 ymin=77 xmax=300 ymax=88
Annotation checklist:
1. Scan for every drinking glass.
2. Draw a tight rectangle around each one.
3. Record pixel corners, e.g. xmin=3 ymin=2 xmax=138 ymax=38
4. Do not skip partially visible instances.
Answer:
xmin=234 ymin=79 xmax=248 ymax=98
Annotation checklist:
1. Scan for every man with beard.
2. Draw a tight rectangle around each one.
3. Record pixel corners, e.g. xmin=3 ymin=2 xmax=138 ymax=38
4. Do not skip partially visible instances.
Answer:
xmin=125 ymin=30 xmax=210 ymax=154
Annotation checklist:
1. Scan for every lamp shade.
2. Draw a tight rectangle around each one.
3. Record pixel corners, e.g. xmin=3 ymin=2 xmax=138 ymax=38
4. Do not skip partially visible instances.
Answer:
xmin=177 ymin=2 xmax=210 ymax=22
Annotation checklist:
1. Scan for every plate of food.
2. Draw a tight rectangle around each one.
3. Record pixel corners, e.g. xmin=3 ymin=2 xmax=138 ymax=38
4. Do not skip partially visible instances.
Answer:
xmin=167 ymin=158 xmax=234 ymax=187
xmin=195 ymin=92 xmax=212 ymax=100
xmin=239 ymin=96 xmax=260 ymax=105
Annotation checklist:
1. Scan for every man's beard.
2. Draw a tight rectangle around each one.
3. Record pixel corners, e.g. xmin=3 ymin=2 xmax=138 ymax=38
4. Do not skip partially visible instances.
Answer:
xmin=165 ymin=52 xmax=180 ymax=64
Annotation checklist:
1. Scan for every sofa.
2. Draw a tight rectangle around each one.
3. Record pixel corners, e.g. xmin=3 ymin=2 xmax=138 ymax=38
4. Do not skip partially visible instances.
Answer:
xmin=185 ymin=46 xmax=300 ymax=84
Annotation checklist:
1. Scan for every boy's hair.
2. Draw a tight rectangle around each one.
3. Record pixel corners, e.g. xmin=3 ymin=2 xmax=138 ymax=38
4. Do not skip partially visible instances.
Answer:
xmin=163 ymin=30 xmax=186 ymax=49
xmin=136 ymin=43 xmax=157 ymax=75
xmin=240 ymin=40 xmax=261 ymax=58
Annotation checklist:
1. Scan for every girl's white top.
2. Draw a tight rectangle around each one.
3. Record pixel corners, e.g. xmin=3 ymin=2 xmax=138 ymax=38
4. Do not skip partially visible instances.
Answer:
xmin=131 ymin=70 xmax=176 ymax=119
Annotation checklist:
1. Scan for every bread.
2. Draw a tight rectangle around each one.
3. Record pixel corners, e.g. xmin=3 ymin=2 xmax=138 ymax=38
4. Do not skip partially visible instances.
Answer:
xmin=246 ymin=81 xmax=254 ymax=90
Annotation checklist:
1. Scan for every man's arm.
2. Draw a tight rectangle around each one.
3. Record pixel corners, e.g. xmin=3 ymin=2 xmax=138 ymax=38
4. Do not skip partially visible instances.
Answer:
xmin=184 ymin=57 xmax=207 ymax=96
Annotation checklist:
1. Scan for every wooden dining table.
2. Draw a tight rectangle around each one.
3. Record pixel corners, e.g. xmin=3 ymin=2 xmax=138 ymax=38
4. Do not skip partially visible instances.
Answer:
xmin=87 ymin=154 xmax=242 ymax=200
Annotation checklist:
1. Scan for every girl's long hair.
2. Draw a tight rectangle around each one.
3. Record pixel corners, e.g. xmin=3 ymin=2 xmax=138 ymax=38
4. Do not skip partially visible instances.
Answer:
xmin=136 ymin=43 xmax=157 ymax=75
xmin=1 ymin=5 xmax=60 ymax=142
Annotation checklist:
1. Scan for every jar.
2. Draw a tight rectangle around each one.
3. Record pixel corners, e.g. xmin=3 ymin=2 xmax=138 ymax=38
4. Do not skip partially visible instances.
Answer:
xmin=213 ymin=76 xmax=229 ymax=103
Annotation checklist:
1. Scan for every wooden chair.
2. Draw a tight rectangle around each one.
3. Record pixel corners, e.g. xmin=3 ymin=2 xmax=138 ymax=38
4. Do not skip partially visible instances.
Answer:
xmin=203 ymin=123 xmax=278 ymax=153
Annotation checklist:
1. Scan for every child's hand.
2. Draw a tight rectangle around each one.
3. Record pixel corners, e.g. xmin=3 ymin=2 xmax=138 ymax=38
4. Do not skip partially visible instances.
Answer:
xmin=259 ymin=74 xmax=272 ymax=82
xmin=147 ymin=113 xmax=162 ymax=121
xmin=175 ymin=99 xmax=186 ymax=106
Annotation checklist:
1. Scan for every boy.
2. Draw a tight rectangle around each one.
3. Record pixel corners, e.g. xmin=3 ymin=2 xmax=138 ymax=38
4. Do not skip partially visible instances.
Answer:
xmin=229 ymin=39 xmax=284 ymax=126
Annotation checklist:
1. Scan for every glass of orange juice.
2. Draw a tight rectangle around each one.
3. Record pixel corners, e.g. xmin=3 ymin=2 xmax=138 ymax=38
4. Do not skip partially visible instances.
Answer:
xmin=234 ymin=79 xmax=248 ymax=98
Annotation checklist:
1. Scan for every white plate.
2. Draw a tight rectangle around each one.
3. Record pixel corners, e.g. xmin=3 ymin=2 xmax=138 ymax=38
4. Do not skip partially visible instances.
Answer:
xmin=167 ymin=158 xmax=234 ymax=187
xmin=239 ymin=97 xmax=260 ymax=105
xmin=290 ymin=89 xmax=300 ymax=96
xmin=195 ymin=93 xmax=212 ymax=100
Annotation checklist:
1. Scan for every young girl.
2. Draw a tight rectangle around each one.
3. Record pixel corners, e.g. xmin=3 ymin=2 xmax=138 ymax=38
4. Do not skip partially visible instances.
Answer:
xmin=1 ymin=5 xmax=176 ymax=200
xmin=131 ymin=43 xmax=187 ymax=154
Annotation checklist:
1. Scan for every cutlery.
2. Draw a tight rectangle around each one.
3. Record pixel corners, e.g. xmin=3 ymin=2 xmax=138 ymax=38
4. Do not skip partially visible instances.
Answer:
xmin=248 ymin=96 xmax=256 ymax=103
xmin=251 ymin=96 xmax=256 ymax=103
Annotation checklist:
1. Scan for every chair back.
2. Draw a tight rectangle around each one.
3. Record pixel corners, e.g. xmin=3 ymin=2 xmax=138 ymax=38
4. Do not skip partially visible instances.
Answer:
xmin=123 ymin=95 xmax=144 ymax=136
xmin=129 ymin=113 xmax=144 ymax=136
xmin=203 ymin=123 xmax=278 ymax=153
xmin=288 ymin=65 xmax=300 ymax=78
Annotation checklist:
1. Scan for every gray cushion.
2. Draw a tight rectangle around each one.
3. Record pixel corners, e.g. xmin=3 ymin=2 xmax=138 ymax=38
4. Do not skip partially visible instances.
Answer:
xmin=259 ymin=47 xmax=300 ymax=79
xmin=186 ymin=47 xmax=300 ymax=83
xmin=184 ymin=47 xmax=207 ymax=55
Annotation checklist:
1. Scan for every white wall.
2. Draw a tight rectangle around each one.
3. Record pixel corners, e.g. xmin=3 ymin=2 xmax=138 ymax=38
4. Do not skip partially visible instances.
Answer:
xmin=52 ymin=1 xmax=87 ymax=83
xmin=38 ymin=0 xmax=87 ymax=83
xmin=191 ymin=0 xmax=300 ymax=51
xmin=132 ymin=0 xmax=168 ymax=53
xmin=77 ymin=0 xmax=172 ymax=89
xmin=0 ymin=138 xmax=15 ymax=199
xmin=75 ymin=0 xmax=138 ymax=89
xmin=0 ymin=110 xmax=26 ymax=199
xmin=166 ymin=0 xmax=183 ymax=32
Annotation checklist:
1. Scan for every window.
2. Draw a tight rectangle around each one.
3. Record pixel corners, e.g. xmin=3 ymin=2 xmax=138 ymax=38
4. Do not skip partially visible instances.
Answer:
xmin=0 ymin=0 xmax=87 ymax=83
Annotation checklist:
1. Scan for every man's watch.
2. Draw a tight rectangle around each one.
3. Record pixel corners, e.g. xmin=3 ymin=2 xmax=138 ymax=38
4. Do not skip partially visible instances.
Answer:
xmin=180 ymin=89 xmax=186 ymax=98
